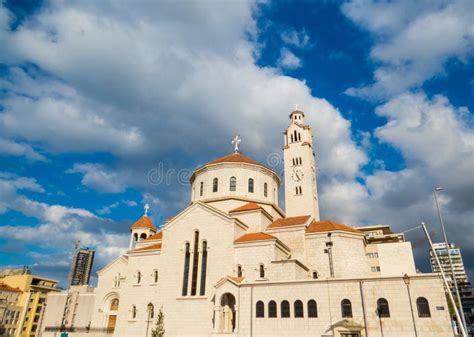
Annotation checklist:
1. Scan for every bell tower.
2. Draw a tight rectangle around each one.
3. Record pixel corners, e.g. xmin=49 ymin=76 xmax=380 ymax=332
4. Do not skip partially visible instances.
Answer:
xmin=283 ymin=108 xmax=320 ymax=220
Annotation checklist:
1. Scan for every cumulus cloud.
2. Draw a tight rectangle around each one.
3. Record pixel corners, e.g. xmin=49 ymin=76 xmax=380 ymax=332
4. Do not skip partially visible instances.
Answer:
xmin=69 ymin=163 xmax=128 ymax=193
xmin=277 ymin=47 xmax=302 ymax=69
xmin=0 ymin=138 xmax=46 ymax=161
xmin=281 ymin=28 xmax=312 ymax=49
xmin=342 ymin=0 xmax=474 ymax=99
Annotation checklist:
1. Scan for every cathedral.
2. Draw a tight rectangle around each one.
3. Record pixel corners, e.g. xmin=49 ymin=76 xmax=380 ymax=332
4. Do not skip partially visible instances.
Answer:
xmin=80 ymin=110 xmax=451 ymax=336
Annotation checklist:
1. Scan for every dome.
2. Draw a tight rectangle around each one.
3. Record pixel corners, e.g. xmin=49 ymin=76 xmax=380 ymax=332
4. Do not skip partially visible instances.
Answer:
xmin=190 ymin=152 xmax=280 ymax=206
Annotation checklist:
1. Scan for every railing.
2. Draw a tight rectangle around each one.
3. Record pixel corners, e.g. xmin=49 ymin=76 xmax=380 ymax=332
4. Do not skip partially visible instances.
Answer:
xmin=44 ymin=327 xmax=115 ymax=334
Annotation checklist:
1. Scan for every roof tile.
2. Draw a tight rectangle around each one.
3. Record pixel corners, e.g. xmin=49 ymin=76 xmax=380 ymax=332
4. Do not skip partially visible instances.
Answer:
xmin=267 ymin=215 xmax=311 ymax=229
xmin=229 ymin=202 xmax=263 ymax=213
xmin=133 ymin=243 xmax=162 ymax=251
xmin=234 ymin=232 xmax=276 ymax=243
xmin=131 ymin=216 xmax=157 ymax=231
xmin=144 ymin=231 xmax=162 ymax=241
xmin=306 ymin=221 xmax=361 ymax=234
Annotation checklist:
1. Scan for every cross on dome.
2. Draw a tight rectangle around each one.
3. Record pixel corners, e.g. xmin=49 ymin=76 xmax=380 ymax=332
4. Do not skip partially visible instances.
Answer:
xmin=294 ymin=103 xmax=299 ymax=111
xmin=232 ymin=134 xmax=242 ymax=152
xmin=144 ymin=203 xmax=150 ymax=216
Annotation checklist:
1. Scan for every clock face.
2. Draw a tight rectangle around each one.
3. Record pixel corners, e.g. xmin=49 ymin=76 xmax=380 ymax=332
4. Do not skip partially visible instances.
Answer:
xmin=291 ymin=169 xmax=304 ymax=182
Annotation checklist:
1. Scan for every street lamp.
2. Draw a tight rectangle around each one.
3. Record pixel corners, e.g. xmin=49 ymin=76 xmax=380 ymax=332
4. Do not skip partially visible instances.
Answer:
xmin=403 ymin=274 xmax=418 ymax=337
xmin=433 ymin=187 xmax=467 ymax=332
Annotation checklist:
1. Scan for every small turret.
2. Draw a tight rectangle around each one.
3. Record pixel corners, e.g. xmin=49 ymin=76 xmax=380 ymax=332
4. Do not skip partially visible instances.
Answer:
xmin=129 ymin=204 xmax=157 ymax=249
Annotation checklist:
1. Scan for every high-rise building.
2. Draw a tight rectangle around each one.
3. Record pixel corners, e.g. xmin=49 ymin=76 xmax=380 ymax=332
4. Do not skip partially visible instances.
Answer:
xmin=69 ymin=248 xmax=95 ymax=287
xmin=0 ymin=270 xmax=59 ymax=337
xmin=430 ymin=242 xmax=468 ymax=285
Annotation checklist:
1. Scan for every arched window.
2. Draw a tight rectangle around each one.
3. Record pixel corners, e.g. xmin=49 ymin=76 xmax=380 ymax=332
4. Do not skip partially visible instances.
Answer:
xmin=294 ymin=130 xmax=297 ymax=142
xmin=259 ymin=264 xmax=265 ymax=278
xmin=377 ymin=298 xmax=390 ymax=317
xmin=312 ymin=271 xmax=318 ymax=279
xmin=292 ymin=158 xmax=295 ymax=166
xmin=131 ymin=305 xmax=137 ymax=319
xmin=147 ymin=303 xmax=154 ymax=319
xmin=133 ymin=233 xmax=138 ymax=241
xmin=307 ymin=300 xmax=317 ymax=317
xmin=416 ymin=297 xmax=431 ymax=317
xmin=154 ymin=270 xmax=158 ymax=283
xmin=110 ymin=299 xmax=119 ymax=311
xmin=200 ymin=241 xmax=208 ymax=296
xmin=137 ymin=271 xmax=141 ymax=284
xmin=182 ymin=242 xmax=190 ymax=296
xmin=268 ymin=301 xmax=277 ymax=318
xmin=256 ymin=301 xmax=265 ymax=318
xmin=281 ymin=300 xmax=290 ymax=318
xmin=298 ymin=133 xmax=301 ymax=141
xmin=213 ymin=178 xmax=218 ymax=192
xmin=341 ymin=299 xmax=352 ymax=318
xmin=190 ymin=231 xmax=200 ymax=296
xmin=294 ymin=300 xmax=304 ymax=318
xmin=264 ymin=183 xmax=268 ymax=197
xmin=200 ymin=182 xmax=204 ymax=196
xmin=140 ymin=233 xmax=147 ymax=240
xmin=229 ymin=177 xmax=236 ymax=191
xmin=237 ymin=265 xmax=242 ymax=278
xmin=290 ymin=134 xmax=294 ymax=143
xmin=248 ymin=178 xmax=254 ymax=193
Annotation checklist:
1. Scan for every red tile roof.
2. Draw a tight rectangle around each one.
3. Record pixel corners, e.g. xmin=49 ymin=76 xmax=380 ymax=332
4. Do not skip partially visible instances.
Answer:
xmin=131 ymin=216 xmax=157 ymax=230
xmin=267 ymin=215 xmax=311 ymax=229
xmin=0 ymin=282 xmax=22 ymax=293
xmin=134 ymin=243 xmax=162 ymax=251
xmin=234 ymin=232 xmax=276 ymax=243
xmin=144 ymin=231 xmax=162 ymax=241
xmin=228 ymin=276 xmax=245 ymax=284
xmin=229 ymin=202 xmax=263 ymax=213
xmin=306 ymin=221 xmax=361 ymax=234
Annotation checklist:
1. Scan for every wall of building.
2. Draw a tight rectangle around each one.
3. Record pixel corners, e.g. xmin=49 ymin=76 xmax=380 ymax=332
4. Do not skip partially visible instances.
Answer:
xmin=377 ymin=242 xmax=416 ymax=277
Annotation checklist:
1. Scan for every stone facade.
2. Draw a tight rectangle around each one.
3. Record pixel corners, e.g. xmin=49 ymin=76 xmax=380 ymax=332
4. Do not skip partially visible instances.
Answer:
xmin=45 ymin=110 xmax=453 ymax=337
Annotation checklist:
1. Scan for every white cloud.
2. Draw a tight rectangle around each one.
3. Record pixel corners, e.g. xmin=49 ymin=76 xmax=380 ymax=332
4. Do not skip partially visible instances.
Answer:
xmin=69 ymin=163 xmax=127 ymax=193
xmin=0 ymin=138 xmax=46 ymax=161
xmin=277 ymin=48 xmax=302 ymax=69
xmin=281 ymin=28 xmax=312 ymax=49
xmin=342 ymin=0 xmax=474 ymax=99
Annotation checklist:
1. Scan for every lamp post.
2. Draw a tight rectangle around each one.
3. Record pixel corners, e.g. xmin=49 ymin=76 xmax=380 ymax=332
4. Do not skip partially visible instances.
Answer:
xmin=403 ymin=274 xmax=418 ymax=337
xmin=146 ymin=303 xmax=153 ymax=337
xmin=324 ymin=233 xmax=334 ymax=278
xmin=433 ymin=187 xmax=467 ymax=332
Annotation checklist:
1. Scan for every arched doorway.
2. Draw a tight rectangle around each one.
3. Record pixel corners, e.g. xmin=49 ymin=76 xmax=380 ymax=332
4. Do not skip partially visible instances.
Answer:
xmin=106 ymin=298 xmax=119 ymax=332
xmin=219 ymin=293 xmax=236 ymax=333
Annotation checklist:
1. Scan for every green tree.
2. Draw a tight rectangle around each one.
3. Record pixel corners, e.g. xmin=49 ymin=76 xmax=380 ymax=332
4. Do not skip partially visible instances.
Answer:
xmin=151 ymin=307 xmax=165 ymax=337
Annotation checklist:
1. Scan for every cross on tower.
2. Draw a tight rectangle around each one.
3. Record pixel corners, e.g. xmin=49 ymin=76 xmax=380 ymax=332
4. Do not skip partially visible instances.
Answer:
xmin=144 ymin=203 xmax=150 ymax=216
xmin=232 ymin=134 xmax=242 ymax=152
xmin=294 ymin=104 xmax=299 ymax=111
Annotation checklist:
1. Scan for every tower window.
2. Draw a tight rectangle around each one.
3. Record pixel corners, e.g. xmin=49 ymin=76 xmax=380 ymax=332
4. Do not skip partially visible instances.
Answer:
xmin=212 ymin=178 xmax=218 ymax=192
xmin=295 ymin=186 xmax=302 ymax=195
xmin=131 ymin=305 xmax=137 ymax=319
xmin=229 ymin=176 xmax=236 ymax=191
xmin=137 ymin=271 xmax=141 ymax=284
xmin=182 ymin=242 xmax=190 ymax=296
xmin=264 ymin=183 xmax=268 ymax=197
xmin=237 ymin=265 xmax=242 ymax=277
xmin=312 ymin=271 xmax=318 ymax=279
xmin=248 ymin=178 xmax=254 ymax=193
xmin=259 ymin=264 xmax=265 ymax=278
xmin=298 ymin=133 xmax=301 ymax=141
xmin=154 ymin=270 xmax=158 ymax=283
xmin=292 ymin=158 xmax=295 ymax=166
xmin=200 ymin=182 xmax=204 ymax=196
xmin=199 ymin=241 xmax=208 ymax=296
xmin=290 ymin=134 xmax=294 ymax=142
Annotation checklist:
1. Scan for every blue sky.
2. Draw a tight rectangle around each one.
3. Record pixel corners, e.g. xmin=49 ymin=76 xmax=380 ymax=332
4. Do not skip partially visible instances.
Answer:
xmin=0 ymin=0 xmax=473 ymax=287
